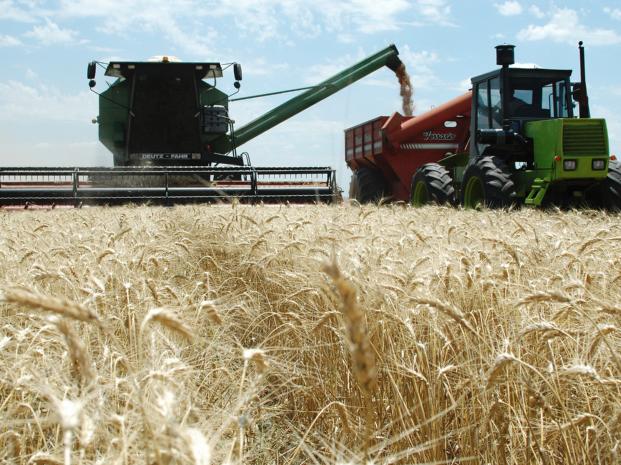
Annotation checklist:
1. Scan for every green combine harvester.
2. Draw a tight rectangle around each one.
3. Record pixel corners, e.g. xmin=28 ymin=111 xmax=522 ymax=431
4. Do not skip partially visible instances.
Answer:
xmin=0 ymin=46 xmax=403 ymax=207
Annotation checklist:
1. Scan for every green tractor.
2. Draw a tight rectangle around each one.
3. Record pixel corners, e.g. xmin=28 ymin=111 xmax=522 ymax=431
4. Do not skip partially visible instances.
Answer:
xmin=414 ymin=43 xmax=620 ymax=209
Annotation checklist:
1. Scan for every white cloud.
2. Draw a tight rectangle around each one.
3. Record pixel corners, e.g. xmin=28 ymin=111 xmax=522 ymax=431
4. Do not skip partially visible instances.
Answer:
xmin=456 ymin=77 xmax=471 ymax=92
xmin=0 ymin=34 xmax=21 ymax=46
xmin=301 ymin=45 xmax=440 ymax=92
xmin=10 ymin=0 xmax=415 ymax=58
xmin=305 ymin=52 xmax=366 ymax=84
xmin=0 ymin=0 xmax=38 ymax=22
xmin=398 ymin=47 xmax=440 ymax=90
xmin=605 ymin=7 xmax=621 ymax=21
xmin=518 ymin=9 xmax=621 ymax=45
xmin=210 ymin=0 xmax=415 ymax=38
xmin=337 ymin=33 xmax=355 ymax=44
xmin=25 ymin=68 xmax=37 ymax=80
xmin=495 ymin=1 xmax=523 ymax=16
xmin=240 ymin=58 xmax=289 ymax=77
xmin=0 ymin=80 xmax=95 ymax=122
xmin=528 ymin=5 xmax=545 ymax=18
xmin=0 ymin=1 xmax=447 ymax=58
xmin=414 ymin=0 xmax=454 ymax=26
xmin=25 ymin=18 xmax=78 ymax=45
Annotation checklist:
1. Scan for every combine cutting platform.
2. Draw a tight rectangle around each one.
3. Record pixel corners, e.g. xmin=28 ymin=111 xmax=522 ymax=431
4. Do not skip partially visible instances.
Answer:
xmin=0 ymin=166 xmax=337 ymax=208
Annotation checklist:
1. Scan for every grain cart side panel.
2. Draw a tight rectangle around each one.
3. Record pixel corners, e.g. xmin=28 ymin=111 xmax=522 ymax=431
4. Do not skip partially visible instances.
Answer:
xmin=344 ymin=116 xmax=389 ymax=171
xmin=346 ymin=92 xmax=472 ymax=201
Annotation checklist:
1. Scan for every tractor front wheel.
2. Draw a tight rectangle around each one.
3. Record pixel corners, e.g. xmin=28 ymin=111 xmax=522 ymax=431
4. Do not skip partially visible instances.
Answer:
xmin=349 ymin=167 xmax=387 ymax=203
xmin=461 ymin=156 xmax=517 ymax=209
xmin=410 ymin=163 xmax=455 ymax=206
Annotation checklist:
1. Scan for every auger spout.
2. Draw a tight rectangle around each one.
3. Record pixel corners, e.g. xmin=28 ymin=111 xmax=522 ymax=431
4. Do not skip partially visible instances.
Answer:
xmin=229 ymin=44 xmax=402 ymax=150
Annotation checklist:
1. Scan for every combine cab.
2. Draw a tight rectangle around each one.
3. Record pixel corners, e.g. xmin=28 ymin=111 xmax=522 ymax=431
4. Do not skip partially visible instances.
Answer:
xmin=2 ymin=46 xmax=404 ymax=207
xmin=97 ymin=59 xmax=240 ymax=167
xmin=347 ymin=43 xmax=620 ymax=209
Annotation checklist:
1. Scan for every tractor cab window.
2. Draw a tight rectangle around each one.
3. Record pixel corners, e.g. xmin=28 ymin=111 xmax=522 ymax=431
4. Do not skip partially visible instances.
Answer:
xmin=508 ymin=77 xmax=571 ymax=119
xmin=475 ymin=76 xmax=502 ymax=155
xmin=476 ymin=83 xmax=490 ymax=132
xmin=542 ymin=80 xmax=570 ymax=118
xmin=476 ymin=78 xmax=502 ymax=128
xmin=489 ymin=77 xmax=502 ymax=128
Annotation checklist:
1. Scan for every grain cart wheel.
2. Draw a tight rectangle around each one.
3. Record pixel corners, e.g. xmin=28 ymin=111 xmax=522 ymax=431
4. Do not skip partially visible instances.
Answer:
xmin=349 ymin=167 xmax=387 ymax=203
xmin=410 ymin=163 xmax=455 ymax=206
xmin=598 ymin=160 xmax=621 ymax=210
xmin=461 ymin=156 xmax=517 ymax=209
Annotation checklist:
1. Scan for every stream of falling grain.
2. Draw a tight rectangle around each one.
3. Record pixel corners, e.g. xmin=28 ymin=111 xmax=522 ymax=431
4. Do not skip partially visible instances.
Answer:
xmin=396 ymin=64 xmax=414 ymax=116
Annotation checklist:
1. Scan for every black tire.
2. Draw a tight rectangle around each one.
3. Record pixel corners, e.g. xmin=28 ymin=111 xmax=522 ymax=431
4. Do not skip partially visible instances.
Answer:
xmin=461 ymin=156 xmax=517 ymax=209
xmin=410 ymin=163 xmax=455 ymax=206
xmin=349 ymin=167 xmax=387 ymax=203
xmin=591 ymin=160 xmax=621 ymax=210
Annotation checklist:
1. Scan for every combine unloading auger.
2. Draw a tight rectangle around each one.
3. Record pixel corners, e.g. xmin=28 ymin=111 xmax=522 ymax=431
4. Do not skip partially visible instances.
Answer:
xmin=1 ymin=45 xmax=403 ymax=207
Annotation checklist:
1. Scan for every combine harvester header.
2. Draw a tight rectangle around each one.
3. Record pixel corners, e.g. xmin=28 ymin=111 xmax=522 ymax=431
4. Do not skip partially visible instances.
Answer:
xmin=1 ymin=45 xmax=403 ymax=207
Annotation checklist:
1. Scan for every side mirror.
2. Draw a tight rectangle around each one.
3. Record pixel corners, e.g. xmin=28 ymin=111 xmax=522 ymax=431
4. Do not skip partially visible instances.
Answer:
xmin=233 ymin=81 xmax=241 ymax=89
xmin=233 ymin=63 xmax=243 ymax=81
xmin=87 ymin=61 xmax=97 ymax=80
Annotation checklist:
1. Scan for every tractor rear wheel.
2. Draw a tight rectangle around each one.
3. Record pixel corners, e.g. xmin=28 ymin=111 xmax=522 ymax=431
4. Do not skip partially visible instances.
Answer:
xmin=349 ymin=167 xmax=387 ymax=203
xmin=596 ymin=160 xmax=621 ymax=210
xmin=461 ymin=156 xmax=517 ymax=209
xmin=410 ymin=163 xmax=455 ymax=206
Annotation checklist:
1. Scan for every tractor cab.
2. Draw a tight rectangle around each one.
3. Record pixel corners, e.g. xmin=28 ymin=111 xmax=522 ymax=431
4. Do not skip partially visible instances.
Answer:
xmin=504 ymin=69 xmax=573 ymax=120
xmin=470 ymin=45 xmax=579 ymax=161
xmin=458 ymin=43 xmax=613 ymax=208
xmin=471 ymin=67 xmax=573 ymax=136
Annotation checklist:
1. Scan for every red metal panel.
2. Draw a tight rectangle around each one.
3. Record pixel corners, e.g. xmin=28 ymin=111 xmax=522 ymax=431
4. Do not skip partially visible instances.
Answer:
xmin=344 ymin=116 xmax=389 ymax=169
xmin=345 ymin=129 xmax=354 ymax=162
xmin=372 ymin=117 xmax=388 ymax=155
xmin=345 ymin=92 xmax=473 ymax=201
xmin=377 ymin=92 xmax=472 ymax=201
xmin=383 ymin=92 xmax=472 ymax=145
xmin=363 ymin=123 xmax=373 ymax=157
xmin=354 ymin=127 xmax=363 ymax=161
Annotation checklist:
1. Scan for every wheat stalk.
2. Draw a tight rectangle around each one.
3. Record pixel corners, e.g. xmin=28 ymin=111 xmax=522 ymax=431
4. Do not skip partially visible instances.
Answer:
xmin=54 ymin=319 xmax=95 ymax=386
xmin=2 ymin=288 xmax=101 ymax=325
xmin=141 ymin=307 xmax=194 ymax=342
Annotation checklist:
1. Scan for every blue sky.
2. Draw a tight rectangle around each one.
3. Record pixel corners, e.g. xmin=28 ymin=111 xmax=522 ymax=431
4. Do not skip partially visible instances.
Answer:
xmin=1 ymin=0 xmax=620 ymax=189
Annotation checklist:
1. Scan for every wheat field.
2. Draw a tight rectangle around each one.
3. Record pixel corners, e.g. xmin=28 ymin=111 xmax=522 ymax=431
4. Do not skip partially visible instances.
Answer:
xmin=1 ymin=204 xmax=620 ymax=465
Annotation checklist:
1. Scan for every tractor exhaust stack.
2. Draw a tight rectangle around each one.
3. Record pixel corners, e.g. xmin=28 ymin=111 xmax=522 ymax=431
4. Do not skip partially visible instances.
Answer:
xmin=578 ymin=41 xmax=591 ymax=118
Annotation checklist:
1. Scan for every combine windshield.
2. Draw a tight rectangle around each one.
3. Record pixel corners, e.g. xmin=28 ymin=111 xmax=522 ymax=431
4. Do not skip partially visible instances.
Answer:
xmin=508 ymin=77 xmax=572 ymax=119
xmin=129 ymin=66 xmax=200 ymax=155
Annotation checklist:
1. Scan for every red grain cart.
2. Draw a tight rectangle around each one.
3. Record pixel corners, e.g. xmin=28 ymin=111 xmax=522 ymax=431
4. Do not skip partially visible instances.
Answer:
xmin=346 ymin=92 xmax=472 ymax=202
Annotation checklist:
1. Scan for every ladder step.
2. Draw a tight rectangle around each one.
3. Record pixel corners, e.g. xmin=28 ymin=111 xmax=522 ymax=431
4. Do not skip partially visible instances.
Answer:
xmin=525 ymin=178 xmax=549 ymax=206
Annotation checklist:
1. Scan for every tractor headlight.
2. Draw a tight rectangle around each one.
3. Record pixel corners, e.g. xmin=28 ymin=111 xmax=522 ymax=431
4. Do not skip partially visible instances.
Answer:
xmin=592 ymin=159 xmax=606 ymax=170
xmin=563 ymin=160 xmax=577 ymax=171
